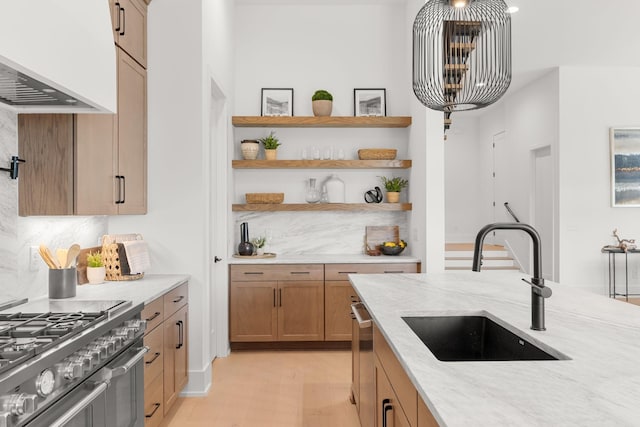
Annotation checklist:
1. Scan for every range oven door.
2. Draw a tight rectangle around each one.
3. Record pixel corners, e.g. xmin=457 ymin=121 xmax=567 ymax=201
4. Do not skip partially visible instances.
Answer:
xmin=26 ymin=341 xmax=148 ymax=427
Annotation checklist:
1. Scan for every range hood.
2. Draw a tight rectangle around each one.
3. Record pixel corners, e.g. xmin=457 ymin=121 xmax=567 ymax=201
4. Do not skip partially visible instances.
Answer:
xmin=0 ymin=1 xmax=117 ymax=113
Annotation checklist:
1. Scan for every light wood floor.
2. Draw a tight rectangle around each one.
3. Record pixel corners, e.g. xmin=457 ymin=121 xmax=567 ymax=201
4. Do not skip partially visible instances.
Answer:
xmin=159 ymin=350 xmax=361 ymax=427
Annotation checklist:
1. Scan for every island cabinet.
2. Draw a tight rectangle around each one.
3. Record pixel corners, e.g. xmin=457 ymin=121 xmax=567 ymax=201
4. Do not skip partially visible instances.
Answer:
xmin=230 ymin=264 xmax=325 ymax=342
xmin=373 ymin=325 xmax=439 ymax=427
xmin=325 ymin=263 xmax=419 ymax=341
xmin=141 ymin=282 xmax=189 ymax=426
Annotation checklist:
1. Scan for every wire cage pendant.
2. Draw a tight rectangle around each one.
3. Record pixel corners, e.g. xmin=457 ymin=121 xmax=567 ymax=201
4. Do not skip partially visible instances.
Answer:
xmin=413 ymin=0 xmax=511 ymax=113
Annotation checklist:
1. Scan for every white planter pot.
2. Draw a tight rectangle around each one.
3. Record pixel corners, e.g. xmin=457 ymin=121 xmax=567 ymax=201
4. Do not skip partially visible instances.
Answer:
xmin=241 ymin=140 xmax=260 ymax=160
xmin=87 ymin=266 xmax=106 ymax=284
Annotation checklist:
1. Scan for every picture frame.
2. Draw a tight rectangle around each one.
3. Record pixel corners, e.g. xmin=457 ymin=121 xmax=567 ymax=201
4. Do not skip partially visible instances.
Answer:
xmin=261 ymin=88 xmax=294 ymax=116
xmin=610 ymin=127 xmax=640 ymax=207
xmin=354 ymin=88 xmax=386 ymax=117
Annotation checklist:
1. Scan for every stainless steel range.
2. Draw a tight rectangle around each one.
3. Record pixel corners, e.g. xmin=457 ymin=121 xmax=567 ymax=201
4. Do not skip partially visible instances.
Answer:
xmin=0 ymin=299 xmax=147 ymax=427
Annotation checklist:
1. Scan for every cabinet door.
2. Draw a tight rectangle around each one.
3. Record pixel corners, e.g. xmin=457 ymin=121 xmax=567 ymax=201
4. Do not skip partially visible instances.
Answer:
xmin=375 ymin=361 xmax=411 ymax=427
xmin=163 ymin=305 xmax=188 ymax=414
xmin=116 ymin=48 xmax=147 ymax=214
xmin=325 ymin=280 xmax=355 ymax=341
xmin=110 ymin=0 xmax=147 ymax=67
xmin=229 ymin=281 xmax=277 ymax=342
xmin=418 ymin=398 xmax=439 ymax=427
xmin=18 ymin=114 xmax=74 ymax=216
xmin=278 ymin=281 xmax=324 ymax=341
xmin=351 ymin=316 xmax=360 ymax=410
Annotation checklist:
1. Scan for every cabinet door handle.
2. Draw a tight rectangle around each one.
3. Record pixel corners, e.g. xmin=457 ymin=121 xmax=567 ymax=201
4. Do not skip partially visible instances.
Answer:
xmin=176 ymin=320 xmax=183 ymax=349
xmin=145 ymin=311 xmax=161 ymax=322
xmin=145 ymin=403 xmax=161 ymax=418
xmin=145 ymin=352 xmax=161 ymax=365
xmin=273 ymin=288 xmax=276 ymax=307
xmin=121 ymin=175 xmax=126 ymax=204
xmin=279 ymin=288 xmax=282 ymax=307
xmin=382 ymin=399 xmax=392 ymax=427
xmin=244 ymin=272 xmax=264 ymax=275
xmin=173 ymin=295 xmax=185 ymax=304
xmin=115 ymin=176 xmax=123 ymax=204
xmin=119 ymin=5 xmax=126 ymax=36
xmin=114 ymin=2 xmax=122 ymax=32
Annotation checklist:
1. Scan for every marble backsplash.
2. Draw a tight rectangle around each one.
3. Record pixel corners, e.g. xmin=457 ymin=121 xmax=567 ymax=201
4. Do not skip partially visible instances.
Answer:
xmin=0 ymin=110 xmax=108 ymax=300
xmin=233 ymin=211 xmax=410 ymax=255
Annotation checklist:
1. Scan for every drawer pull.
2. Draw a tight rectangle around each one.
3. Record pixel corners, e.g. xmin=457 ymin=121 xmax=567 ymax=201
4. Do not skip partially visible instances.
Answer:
xmin=145 ymin=311 xmax=161 ymax=322
xmin=290 ymin=271 xmax=310 ymax=275
xmin=244 ymin=272 xmax=264 ymax=275
xmin=145 ymin=352 xmax=161 ymax=365
xmin=145 ymin=403 xmax=161 ymax=418
xmin=172 ymin=295 xmax=185 ymax=303
xmin=339 ymin=271 xmax=358 ymax=274
xmin=384 ymin=271 xmax=404 ymax=274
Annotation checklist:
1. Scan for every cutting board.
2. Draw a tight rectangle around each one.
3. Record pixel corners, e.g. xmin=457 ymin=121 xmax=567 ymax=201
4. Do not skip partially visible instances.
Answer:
xmin=365 ymin=226 xmax=399 ymax=255
xmin=77 ymin=246 xmax=102 ymax=285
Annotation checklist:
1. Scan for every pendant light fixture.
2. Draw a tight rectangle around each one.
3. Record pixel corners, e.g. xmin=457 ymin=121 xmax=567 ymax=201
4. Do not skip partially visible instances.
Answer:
xmin=413 ymin=0 xmax=511 ymax=114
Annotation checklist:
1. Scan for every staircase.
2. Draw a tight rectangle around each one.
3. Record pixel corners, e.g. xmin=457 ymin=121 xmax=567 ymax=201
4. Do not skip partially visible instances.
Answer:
xmin=445 ymin=243 xmax=520 ymax=271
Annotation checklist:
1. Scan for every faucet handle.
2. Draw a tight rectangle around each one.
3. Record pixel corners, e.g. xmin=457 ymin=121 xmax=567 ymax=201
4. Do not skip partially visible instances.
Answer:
xmin=522 ymin=278 xmax=552 ymax=298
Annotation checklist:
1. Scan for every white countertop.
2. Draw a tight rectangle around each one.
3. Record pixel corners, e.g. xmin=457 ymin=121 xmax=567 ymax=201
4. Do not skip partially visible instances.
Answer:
xmin=228 ymin=253 xmax=420 ymax=264
xmin=349 ymin=271 xmax=640 ymax=426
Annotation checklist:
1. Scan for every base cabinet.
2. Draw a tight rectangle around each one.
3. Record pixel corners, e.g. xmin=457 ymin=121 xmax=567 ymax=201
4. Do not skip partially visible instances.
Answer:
xmin=141 ymin=282 xmax=189 ymax=425
xmin=376 ymin=360 xmax=412 ymax=427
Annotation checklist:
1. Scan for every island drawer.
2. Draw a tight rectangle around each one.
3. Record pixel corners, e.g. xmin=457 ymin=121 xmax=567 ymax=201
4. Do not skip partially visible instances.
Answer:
xmin=143 ymin=326 xmax=164 ymax=389
xmin=164 ymin=282 xmax=188 ymax=316
xmin=142 ymin=297 xmax=164 ymax=333
xmin=325 ymin=263 xmax=419 ymax=281
xmin=230 ymin=264 xmax=324 ymax=281
xmin=144 ymin=373 xmax=164 ymax=427
xmin=373 ymin=325 xmax=418 ymax=427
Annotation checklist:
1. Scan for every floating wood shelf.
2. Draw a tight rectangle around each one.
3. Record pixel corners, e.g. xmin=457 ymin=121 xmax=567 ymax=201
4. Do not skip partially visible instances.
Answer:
xmin=232 ymin=160 xmax=411 ymax=169
xmin=232 ymin=203 xmax=412 ymax=212
xmin=232 ymin=116 xmax=412 ymax=128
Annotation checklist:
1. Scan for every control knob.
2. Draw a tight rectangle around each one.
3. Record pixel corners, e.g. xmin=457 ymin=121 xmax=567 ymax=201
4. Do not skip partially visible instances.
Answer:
xmin=87 ymin=343 xmax=108 ymax=360
xmin=96 ymin=338 xmax=116 ymax=355
xmin=79 ymin=348 xmax=101 ymax=365
xmin=0 ymin=393 xmax=37 ymax=416
xmin=125 ymin=319 xmax=147 ymax=333
xmin=59 ymin=360 xmax=84 ymax=380
xmin=113 ymin=327 xmax=136 ymax=341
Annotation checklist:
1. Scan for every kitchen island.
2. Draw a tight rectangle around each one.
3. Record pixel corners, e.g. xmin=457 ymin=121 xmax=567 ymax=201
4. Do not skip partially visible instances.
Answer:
xmin=350 ymin=270 xmax=640 ymax=426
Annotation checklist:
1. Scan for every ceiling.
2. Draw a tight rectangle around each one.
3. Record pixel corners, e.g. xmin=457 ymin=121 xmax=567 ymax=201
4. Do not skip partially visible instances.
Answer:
xmin=235 ymin=0 xmax=640 ymax=95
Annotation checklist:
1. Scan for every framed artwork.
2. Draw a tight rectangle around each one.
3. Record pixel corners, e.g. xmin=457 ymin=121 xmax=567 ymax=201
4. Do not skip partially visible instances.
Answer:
xmin=354 ymin=88 xmax=386 ymax=117
xmin=261 ymin=88 xmax=294 ymax=116
xmin=611 ymin=127 xmax=640 ymax=207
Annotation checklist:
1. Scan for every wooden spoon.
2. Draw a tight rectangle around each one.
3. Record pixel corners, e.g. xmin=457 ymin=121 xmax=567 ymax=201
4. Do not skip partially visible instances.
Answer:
xmin=55 ymin=248 xmax=68 ymax=269
xmin=39 ymin=244 xmax=60 ymax=269
xmin=65 ymin=244 xmax=81 ymax=268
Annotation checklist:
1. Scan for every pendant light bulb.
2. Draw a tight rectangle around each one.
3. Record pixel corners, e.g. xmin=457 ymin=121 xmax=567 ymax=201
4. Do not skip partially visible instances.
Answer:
xmin=452 ymin=0 xmax=468 ymax=7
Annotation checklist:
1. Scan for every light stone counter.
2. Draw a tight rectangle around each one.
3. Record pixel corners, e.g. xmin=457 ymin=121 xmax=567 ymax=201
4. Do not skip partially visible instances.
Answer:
xmin=228 ymin=253 xmax=420 ymax=265
xmin=349 ymin=270 xmax=640 ymax=426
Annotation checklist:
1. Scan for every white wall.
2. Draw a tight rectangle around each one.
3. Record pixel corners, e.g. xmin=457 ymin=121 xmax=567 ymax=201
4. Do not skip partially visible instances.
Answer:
xmin=109 ymin=0 xmax=236 ymax=396
xmin=558 ymin=66 xmax=640 ymax=293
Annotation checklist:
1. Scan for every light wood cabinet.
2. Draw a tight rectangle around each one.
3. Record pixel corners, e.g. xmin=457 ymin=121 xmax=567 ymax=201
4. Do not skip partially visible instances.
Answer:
xmin=325 ymin=263 xmax=420 ymax=341
xmin=230 ymin=264 xmax=325 ymax=342
xmin=141 ymin=282 xmax=189 ymax=424
xmin=17 ymin=8 xmax=147 ymax=216
xmin=109 ymin=0 xmax=147 ymax=67
xmin=371 ymin=324 xmax=440 ymax=427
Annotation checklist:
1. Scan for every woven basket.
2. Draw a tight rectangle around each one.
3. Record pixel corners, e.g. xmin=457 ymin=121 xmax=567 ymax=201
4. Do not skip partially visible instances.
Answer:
xmin=246 ymin=193 xmax=284 ymax=204
xmin=101 ymin=235 xmax=144 ymax=281
xmin=358 ymin=149 xmax=397 ymax=160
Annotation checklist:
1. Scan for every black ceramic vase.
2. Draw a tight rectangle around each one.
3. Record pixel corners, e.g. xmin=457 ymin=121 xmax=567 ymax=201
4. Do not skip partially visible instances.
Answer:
xmin=237 ymin=222 xmax=254 ymax=256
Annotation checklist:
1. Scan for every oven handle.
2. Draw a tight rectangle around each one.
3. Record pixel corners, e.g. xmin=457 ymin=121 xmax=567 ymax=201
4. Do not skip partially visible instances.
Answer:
xmin=48 ymin=381 xmax=109 ymax=427
xmin=350 ymin=303 xmax=372 ymax=328
xmin=110 ymin=346 xmax=150 ymax=378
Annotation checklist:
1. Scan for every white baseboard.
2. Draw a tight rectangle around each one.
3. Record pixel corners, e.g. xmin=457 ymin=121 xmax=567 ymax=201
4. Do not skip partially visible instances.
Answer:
xmin=180 ymin=363 xmax=212 ymax=397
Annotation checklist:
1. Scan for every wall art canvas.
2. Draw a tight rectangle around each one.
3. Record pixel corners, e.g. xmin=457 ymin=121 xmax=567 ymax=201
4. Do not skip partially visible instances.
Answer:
xmin=611 ymin=128 xmax=640 ymax=207
xmin=261 ymin=88 xmax=294 ymax=116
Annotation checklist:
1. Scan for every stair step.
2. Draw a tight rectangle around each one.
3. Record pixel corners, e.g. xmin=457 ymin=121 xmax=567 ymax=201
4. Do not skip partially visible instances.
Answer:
xmin=445 ymin=256 xmax=512 ymax=261
xmin=446 ymin=266 xmax=521 ymax=271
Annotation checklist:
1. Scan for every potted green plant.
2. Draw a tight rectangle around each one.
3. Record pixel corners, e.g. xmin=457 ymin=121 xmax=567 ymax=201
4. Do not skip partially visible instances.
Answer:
xmin=86 ymin=251 xmax=106 ymax=284
xmin=258 ymin=131 xmax=281 ymax=160
xmin=312 ymin=89 xmax=333 ymax=117
xmin=379 ymin=176 xmax=408 ymax=203
xmin=251 ymin=236 xmax=267 ymax=255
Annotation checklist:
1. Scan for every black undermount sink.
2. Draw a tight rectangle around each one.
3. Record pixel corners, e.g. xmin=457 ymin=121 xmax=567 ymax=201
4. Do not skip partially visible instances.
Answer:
xmin=402 ymin=315 xmax=568 ymax=362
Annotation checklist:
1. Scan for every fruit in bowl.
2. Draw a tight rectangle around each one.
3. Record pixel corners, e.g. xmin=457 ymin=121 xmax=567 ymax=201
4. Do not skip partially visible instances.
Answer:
xmin=380 ymin=240 xmax=407 ymax=256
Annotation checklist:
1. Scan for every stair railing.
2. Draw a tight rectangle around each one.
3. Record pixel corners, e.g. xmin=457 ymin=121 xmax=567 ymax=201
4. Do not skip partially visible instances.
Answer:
xmin=504 ymin=202 xmax=520 ymax=223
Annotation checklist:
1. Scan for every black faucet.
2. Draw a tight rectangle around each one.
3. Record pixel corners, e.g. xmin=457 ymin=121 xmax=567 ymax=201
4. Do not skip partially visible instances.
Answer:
xmin=471 ymin=223 xmax=552 ymax=331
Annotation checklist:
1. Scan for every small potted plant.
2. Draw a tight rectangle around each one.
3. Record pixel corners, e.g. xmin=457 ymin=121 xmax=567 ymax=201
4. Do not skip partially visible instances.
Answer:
xmin=251 ymin=236 xmax=267 ymax=255
xmin=258 ymin=131 xmax=281 ymax=160
xmin=379 ymin=176 xmax=408 ymax=203
xmin=312 ymin=89 xmax=333 ymax=117
xmin=86 ymin=251 xmax=106 ymax=284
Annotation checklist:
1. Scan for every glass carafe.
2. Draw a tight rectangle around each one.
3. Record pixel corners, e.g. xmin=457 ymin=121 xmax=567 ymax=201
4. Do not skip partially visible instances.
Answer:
xmin=305 ymin=178 xmax=321 ymax=203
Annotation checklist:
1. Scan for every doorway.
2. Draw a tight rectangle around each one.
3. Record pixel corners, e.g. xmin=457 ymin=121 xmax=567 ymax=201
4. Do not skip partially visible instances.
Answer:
xmin=491 ymin=131 xmax=509 ymax=245
xmin=531 ymin=146 xmax=554 ymax=281
xmin=209 ymin=78 xmax=230 ymax=362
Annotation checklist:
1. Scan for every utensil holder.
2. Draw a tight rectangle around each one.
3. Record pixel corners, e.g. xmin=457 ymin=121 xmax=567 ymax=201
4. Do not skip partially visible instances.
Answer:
xmin=49 ymin=268 xmax=77 ymax=299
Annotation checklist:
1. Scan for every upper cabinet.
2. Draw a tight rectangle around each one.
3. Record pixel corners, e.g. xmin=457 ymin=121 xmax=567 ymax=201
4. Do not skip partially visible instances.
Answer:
xmin=110 ymin=0 xmax=147 ymax=68
xmin=18 ymin=0 xmax=147 ymax=216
